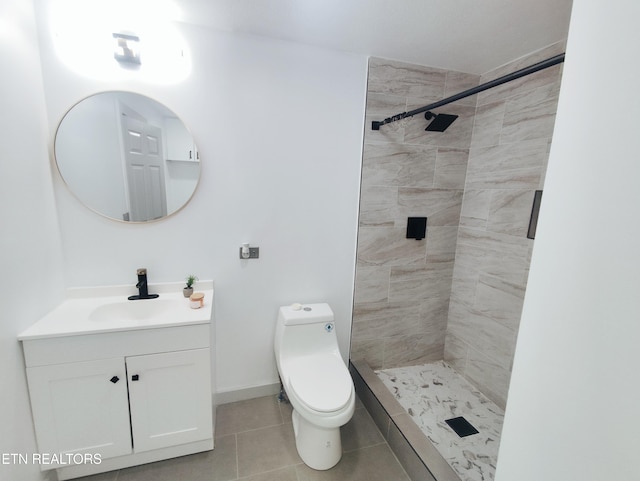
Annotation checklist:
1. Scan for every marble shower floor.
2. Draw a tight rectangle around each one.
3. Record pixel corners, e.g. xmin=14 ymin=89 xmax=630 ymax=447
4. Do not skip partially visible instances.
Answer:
xmin=376 ymin=361 xmax=504 ymax=481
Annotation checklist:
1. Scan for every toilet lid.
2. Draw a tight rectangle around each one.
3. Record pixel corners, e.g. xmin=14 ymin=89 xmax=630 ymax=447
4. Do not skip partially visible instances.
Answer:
xmin=289 ymin=354 xmax=353 ymax=413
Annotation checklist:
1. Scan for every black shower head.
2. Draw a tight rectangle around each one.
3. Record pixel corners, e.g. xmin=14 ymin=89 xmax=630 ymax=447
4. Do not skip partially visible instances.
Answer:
xmin=424 ymin=111 xmax=458 ymax=132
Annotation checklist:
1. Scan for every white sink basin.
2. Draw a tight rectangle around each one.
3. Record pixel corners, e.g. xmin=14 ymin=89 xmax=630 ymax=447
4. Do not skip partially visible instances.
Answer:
xmin=17 ymin=281 xmax=214 ymax=340
xmin=89 ymin=299 xmax=177 ymax=323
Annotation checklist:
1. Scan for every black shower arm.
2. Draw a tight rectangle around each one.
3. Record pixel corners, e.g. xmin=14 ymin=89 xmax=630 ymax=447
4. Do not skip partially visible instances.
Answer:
xmin=371 ymin=53 xmax=565 ymax=130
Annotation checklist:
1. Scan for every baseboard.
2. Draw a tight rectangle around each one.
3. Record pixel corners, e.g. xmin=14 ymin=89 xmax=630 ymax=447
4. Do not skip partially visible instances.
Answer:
xmin=216 ymin=382 xmax=281 ymax=404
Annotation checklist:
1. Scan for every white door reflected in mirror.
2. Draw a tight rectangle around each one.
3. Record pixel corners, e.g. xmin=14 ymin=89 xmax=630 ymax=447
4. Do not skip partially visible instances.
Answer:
xmin=54 ymin=91 xmax=200 ymax=222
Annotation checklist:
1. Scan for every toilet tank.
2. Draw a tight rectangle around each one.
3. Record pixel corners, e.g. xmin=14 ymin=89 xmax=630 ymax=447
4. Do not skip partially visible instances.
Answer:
xmin=275 ymin=303 xmax=340 ymax=361
xmin=279 ymin=303 xmax=334 ymax=326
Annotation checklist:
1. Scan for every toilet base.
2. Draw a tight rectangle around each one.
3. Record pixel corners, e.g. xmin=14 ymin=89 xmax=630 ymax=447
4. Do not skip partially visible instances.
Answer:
xmin=291 ymin=409 xmax=342 ymax=470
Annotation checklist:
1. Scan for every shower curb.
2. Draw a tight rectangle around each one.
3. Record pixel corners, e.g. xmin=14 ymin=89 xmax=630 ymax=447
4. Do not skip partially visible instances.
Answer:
xmin=349 ymin=360 xmax=460 ymax=481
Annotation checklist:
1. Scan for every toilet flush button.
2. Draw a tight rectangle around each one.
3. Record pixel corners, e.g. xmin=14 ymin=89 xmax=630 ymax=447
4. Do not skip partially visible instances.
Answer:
xmin=291 ymin=303 xmax=302 ymax=311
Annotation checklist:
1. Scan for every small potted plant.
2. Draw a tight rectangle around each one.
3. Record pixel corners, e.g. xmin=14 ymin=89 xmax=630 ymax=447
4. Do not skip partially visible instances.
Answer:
xmin=183 ymin=275 xmax=198 ymax=298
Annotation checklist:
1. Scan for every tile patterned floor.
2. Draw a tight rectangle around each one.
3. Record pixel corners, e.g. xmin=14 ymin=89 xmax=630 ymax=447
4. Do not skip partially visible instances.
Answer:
xmin=377 ymin=361 xmax=505 ymax=481
xmin=74 ymin=394 xmax=410 ymax=481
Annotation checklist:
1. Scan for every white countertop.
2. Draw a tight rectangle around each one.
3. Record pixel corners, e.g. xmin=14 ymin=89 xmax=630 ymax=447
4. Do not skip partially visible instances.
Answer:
xmin=18 ymin=281 xmax=214 ymax=341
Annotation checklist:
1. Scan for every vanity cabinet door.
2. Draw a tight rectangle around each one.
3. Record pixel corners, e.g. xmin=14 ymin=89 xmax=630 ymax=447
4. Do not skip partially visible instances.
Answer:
xmin=26 ymin=357 xmax=132 ymax=466
xmin=126 ymin=348 xmax=212 ymax=453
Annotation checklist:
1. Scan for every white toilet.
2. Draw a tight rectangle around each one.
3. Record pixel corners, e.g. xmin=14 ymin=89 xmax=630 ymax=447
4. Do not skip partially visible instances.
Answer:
xmin=274 ymin=303 xmax=355 ymax=470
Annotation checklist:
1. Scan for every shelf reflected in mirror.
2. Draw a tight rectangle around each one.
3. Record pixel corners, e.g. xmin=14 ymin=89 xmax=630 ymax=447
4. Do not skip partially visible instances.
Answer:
xmin=54 ymin=91 xmax=200 ymax=222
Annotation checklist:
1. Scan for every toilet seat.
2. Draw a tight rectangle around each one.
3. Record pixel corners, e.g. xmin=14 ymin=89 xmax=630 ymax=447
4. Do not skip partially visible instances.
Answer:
xmin=288 ymin=354 xmax=352 ymax=413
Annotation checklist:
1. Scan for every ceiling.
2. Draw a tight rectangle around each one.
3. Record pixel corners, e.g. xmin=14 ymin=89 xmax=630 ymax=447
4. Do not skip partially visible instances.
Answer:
xmin=177 ymin=0 xmax=573 ymax=75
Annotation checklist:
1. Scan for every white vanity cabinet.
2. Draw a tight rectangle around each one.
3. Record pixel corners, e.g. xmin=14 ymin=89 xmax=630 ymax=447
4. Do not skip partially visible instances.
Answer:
xmin=20 ymin=305 xmax=214 ymax=480
xmin=26 ymin=347 xmax=212 ymax=460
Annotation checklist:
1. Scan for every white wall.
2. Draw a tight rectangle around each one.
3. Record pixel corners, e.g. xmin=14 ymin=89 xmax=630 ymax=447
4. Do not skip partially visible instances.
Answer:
xmin=495 ymin=3 xmax=640 ymax=480
xmin=0 ymin=1 xmax=65 ymax=480
xmin=33 ymin=7 xmax=367 ymax=395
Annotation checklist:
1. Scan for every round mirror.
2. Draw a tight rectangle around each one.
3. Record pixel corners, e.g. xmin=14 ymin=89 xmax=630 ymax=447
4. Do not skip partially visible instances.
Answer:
xmin=54 ymin=91 xmax=200 ymax=222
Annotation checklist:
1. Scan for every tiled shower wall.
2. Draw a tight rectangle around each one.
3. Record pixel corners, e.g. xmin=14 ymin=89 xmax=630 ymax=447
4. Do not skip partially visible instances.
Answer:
xmin=444 ymin=42 xmax=564 ymax=409
xmin=352 ymin=43 xmax=564 ymax=409
xmin=351 ymin=57 xmax=479 ymax=369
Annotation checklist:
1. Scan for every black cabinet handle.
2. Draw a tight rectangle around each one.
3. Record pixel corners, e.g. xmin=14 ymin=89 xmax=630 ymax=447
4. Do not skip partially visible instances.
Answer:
xmin=110 ymin=376 xmax=119 ymax=384
xmin=131 ymin=374 xmax=139 ymax=381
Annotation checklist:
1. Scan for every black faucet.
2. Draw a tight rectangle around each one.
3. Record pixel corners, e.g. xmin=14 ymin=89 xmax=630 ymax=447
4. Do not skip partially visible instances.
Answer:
xmin=128 ymin=268 xmax=159 ymax=300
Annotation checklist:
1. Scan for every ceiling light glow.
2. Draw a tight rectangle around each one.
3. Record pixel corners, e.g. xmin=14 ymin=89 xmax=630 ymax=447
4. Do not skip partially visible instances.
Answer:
xmin=49 ymin=0 xmax=190 ymax=84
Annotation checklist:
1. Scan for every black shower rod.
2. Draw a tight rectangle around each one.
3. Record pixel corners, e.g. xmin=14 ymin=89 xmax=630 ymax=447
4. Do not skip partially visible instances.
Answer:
xmin=371 ymin=53 xmax=565 ymax=130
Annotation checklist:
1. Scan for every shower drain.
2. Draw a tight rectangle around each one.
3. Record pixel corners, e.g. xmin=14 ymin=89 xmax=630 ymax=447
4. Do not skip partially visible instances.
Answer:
xmin=445 ymin=416 xmax=479 ymax=437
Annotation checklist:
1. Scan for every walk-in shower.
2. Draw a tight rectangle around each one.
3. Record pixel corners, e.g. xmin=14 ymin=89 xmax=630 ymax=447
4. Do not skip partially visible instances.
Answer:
xmin=352 ymin=45 xmax=566 ymax=481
